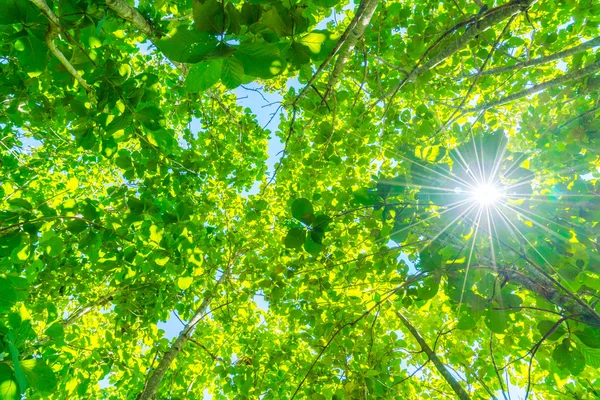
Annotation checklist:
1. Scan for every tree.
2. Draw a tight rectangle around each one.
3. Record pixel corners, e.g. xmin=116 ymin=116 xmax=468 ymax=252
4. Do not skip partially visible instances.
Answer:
xmin=0 ymin=0 xmax=599 ymax=398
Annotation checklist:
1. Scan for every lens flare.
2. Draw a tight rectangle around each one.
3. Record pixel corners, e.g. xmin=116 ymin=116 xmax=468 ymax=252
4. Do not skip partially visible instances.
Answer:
xmin=471 ymin=184 xmax=501 ymax=206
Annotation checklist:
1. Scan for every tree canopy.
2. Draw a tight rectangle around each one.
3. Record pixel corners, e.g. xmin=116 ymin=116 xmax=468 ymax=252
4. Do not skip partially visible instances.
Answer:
xmin=1 ymin=0 xmax=600 ymax=398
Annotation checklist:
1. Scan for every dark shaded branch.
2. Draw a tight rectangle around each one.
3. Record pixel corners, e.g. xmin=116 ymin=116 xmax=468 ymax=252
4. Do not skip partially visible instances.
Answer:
xmin=500 ymin=267 xmax=600 ymax=326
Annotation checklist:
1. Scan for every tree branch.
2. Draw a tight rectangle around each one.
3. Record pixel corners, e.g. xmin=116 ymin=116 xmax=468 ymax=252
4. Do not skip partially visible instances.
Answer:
xmin=393 ymin=308 xmax=471 ymax=400
xmin=466 ymin=59 xmax=600 ymax=112
xmin=324 ymin=0 xmax=380 ymax=95
xmin=414 ymin=0 xmax=534 ymax=76
xmin=28 ymin=0 xmax=91 ymax=92
xmin=105 ymin=0 xmax=188 ymax=74
xmin=467 ymin=36 xmax=600 ymax=77
xmin=380 ymin=0 xmax=534 ymax=102
xmin=293 ymin=0 xmax=370 ymax=104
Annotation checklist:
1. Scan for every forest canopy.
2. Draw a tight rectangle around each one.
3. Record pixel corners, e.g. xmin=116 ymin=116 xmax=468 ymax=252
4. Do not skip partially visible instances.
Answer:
xmin=1 ymin=0 xmax=600 ymax=398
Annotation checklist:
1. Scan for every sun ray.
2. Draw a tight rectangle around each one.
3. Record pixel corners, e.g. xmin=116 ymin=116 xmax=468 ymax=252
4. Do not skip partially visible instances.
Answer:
xmin=450 ymin=145 xmax=483 ymax=188
xmin=469 ymin=129 xmax=486 ymax=186
xmin=457 ymin=205 xmax=485 ymax=313
xmin=488 ymin=135 xmax=510 ymax=187
xmin=394 ymin=152 xmax=477 ymax=190
xmin=499 ymin=202 xmax=576 ymax=242
xmin=386 ymin=197 xmax=475 ymax=242
xmin=490 ymin=203 xmax=573 ymax=289
xmin=414 ymin=201 xmax=480 ymax=255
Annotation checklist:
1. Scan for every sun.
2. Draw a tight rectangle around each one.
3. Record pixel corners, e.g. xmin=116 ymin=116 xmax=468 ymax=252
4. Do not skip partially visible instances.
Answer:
xmin=471 ymin=183 xmax=501 ymax=206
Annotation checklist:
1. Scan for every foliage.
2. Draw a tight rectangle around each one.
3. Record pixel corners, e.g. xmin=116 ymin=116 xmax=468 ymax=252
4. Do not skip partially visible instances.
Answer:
xmin=0 ymin=0 xmax=599 ymax=398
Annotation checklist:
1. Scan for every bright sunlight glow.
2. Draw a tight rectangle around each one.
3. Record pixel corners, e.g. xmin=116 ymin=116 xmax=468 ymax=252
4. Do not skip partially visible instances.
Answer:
xmin=471 ymin=184 xmax=501 ymax=206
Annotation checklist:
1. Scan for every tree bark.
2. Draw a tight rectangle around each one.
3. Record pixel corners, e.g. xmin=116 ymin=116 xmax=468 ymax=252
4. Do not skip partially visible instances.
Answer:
xmin=393 ymin=308 xmax=472 ymax=400
xmin=138 ymin=271 xmax=229 ymax=400
xmin=325 ymin=0 xmax=380 ymax=95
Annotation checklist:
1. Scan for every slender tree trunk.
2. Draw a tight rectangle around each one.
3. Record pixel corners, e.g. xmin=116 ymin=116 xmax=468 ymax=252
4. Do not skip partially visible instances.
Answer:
xmin=138 ymin=271 xmax=229 ymax=400
xmin=325 ymin=0 xmax=380 ymax=94
xmin=393 ymin=308 xmax=472 ymax=400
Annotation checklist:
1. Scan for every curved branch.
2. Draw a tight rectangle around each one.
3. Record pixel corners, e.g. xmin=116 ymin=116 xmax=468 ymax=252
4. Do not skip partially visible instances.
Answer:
xmin=28 ymin=0 xmax=91 ymax=92
xmin=293 ymin=0 xmax=369 ymax=104
xmin=466 ymin=59 xmax=600 ymax=112
xmin=393 ymin=309 xmax=471 ymax=400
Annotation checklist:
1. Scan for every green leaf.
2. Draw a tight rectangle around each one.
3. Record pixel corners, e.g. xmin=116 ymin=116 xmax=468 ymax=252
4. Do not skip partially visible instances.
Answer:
xmin=155 ymin=26 xmax=218 ymax=63
xmin=234 ymin=42 xmax=285 ymax=78
xmin=537 ymin=320 xmax=566 ymax=342
xmin=552 ymin=340 xmax=585 ymax=375
xmin=377 ymin=176 xmax=405 ymax=199
xmin=135 ymin=106 xmax=164 ymax=131
xmin=14 ymin=30 xmax=47 ymax=77
xmin=193 ymin=0 xmax=225 ymax=34
xmin=0 ymin=364 xmax=18 ymax=400
xmin=186 ymin=59 xmax=223 ymax=92
xmin=221 ymin=57 xmax=245 ymax=89
xmin=574 ymin=327 xmax=600 ymax=348
xmin=6 ymin=332 xmax=26 ymax=394
xmin=41 ymin=236 xmax=63 ymax=258
xmin=304 ymin=237 xmax=323 ymax=256
xmin=45 ymin=323 xmax=65 ymax=346
xmin=177 ymin=277 xmax=193 ymax=291
xmin=287 ymin=41 xmax=311 ymax=67
xmin=0 ymin=0 xmax=40 ymax=25
xmin=353 ymin=188 xmax=379 ymax=206
xmin=0 ymin=278 xmax=17 ymax=312
xmin=580 ymin=346 xmax=600 ymax=368
xmin=291 ymin=198 xmax=314 ymax=223
xmin=262 ymin=6 xmax=292 ymax=37
xmin=484 ymin=307 xmax=509 ymax=334
xmin=66 ymin=219 xmax=88 ymax=234
xmin=285 ymin=228 xmax=305 ymax=249
xmin=297 ymin=30 xmax=337 ymax=60
xmin=20 ymin=359 xmax=57 ymax=394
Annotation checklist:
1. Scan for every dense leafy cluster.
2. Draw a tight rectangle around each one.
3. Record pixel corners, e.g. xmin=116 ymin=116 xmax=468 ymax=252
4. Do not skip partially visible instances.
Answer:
xmin=1 ymin=0 xmax=599 ymax=398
